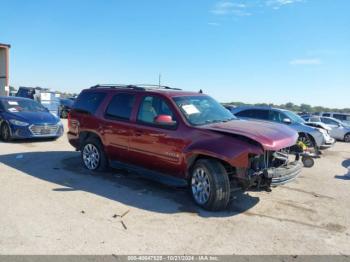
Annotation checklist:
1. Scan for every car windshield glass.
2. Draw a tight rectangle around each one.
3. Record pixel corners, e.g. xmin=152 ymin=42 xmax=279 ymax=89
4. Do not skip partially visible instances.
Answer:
xmin=283 ymin=110 xmax=305 ymax=124
xmin=173 ymin=95 xmax=236 ymax=126
xmin=2 ymin=99 xmax=47 ymax=113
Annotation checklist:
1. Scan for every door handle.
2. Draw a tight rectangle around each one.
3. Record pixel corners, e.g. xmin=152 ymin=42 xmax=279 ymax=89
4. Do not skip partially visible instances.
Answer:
xmin=135 ymin=131 xmax=143 ymax=136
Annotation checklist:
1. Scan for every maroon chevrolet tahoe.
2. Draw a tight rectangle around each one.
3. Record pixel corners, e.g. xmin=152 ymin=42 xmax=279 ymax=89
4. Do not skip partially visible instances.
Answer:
xmin=68 ymin=85 xmax=302 ymax=211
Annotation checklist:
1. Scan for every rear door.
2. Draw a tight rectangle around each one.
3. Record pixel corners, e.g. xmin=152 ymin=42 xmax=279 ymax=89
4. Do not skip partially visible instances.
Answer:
xmin=101 ymin=93 xmax=136 ymax=162
xmin=128 ymin=95 xmax=185 ymax=177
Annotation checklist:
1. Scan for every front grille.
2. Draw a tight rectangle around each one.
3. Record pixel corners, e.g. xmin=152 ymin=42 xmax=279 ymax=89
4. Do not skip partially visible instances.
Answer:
xmin=29 ymin=124 xmax=59 ymax=136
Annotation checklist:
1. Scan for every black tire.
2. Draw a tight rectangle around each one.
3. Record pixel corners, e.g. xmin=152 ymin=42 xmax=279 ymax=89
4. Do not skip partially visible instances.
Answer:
xmin=80 ymin=137 xmax=109 ymax=172
xmin=0 ymin=122 xmax=12 ymax=142
xmin=344 ymin=133 xmax=350 ymax=143
xmin=61 ymin=110 xmax=68 ymax=119
xmin=190 ymin=159 xmax=231 ymax=211
xmin=298 ymin=133 xmax=317 ymax=152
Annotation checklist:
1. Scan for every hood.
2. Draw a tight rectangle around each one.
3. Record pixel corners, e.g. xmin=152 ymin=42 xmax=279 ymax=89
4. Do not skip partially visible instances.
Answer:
xmin=7 ymin=111 xmax=60 ymax=125
xmin=201 ymin=119 xmax=298 ymax=151
xmin=305 ymin=122 xmax=332 ymax=131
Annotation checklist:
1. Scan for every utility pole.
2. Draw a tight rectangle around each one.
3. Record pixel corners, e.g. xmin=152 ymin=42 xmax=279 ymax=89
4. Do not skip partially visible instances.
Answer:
xmin=158 ymin=73 xmax=161 ymax=87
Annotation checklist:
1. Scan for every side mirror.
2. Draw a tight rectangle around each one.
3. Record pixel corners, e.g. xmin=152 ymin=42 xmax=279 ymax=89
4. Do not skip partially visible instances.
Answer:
xmin=283 ymin=118 xmax=292 ymax=124
xmin=154 ymin=115 xmax=176 ymax=126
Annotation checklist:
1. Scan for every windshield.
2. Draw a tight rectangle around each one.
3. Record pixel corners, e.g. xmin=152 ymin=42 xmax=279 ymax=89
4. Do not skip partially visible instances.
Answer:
xmin=284 ymin=110 xmax=305 ymax=124
xmin=173 ymin=95 xmax=236 ymax=126
xmin=1 ymin=99 xmax=47 ymax=113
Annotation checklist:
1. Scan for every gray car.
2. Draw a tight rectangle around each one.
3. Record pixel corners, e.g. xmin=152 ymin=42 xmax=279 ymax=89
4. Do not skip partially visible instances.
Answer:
xmin=303 ymin=116 xmax=350 ymax=142
xmin=230 ymin=106 xmax=327 ymax=152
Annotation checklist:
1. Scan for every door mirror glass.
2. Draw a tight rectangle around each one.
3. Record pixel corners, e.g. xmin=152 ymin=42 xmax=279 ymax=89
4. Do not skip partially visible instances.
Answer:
xmin=282 ymin=118 xmax=292 ymax=124
xmin=154 ymin=115 xmax=176 ymax=126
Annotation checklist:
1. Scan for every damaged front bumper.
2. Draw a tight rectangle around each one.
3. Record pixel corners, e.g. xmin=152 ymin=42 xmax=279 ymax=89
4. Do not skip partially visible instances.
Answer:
xmin=245 ymin=161 xmax=303 ymax=189
xmin=267 ymin=161 xmax=303 ymax=186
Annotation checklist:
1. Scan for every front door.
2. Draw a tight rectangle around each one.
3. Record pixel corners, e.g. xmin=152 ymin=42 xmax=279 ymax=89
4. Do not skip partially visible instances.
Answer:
xmin=128 ymin=95 xmax=185 ymax=177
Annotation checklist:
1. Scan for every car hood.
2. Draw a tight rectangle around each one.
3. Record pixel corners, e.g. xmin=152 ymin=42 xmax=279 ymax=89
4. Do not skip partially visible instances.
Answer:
xmin=201 ymin=120 xmax=298 ymax=151
xmin=7 ymin=111 xmax=60 ymax=125
xmin=305 ymin=122 xmax=332 ymax=131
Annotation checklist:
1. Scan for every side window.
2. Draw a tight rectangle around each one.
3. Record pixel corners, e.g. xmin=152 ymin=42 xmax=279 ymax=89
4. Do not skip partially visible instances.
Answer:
xmin=137 ymin=96 xmax=176 ymax=125
xmin=321 ymin=118 xmax=338 ymax=125
xmin=269 ymin=110 xmax=284 ymax=122
xmin=74 ymin=92 xmax=106 ymax=114
xmin=237 ymin=109 xmax=269 ymax=120
xmin=105 ymin=93 xmax=136 ymax=121
xmin=333 ymin=114 xmax=346 ymax=121
xmin=322 ymin=113 xmax=331 ymax=117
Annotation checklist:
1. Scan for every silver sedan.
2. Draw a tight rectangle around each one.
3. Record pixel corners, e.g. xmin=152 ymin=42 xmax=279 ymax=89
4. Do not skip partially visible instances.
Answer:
xmin=303 ymin=116 xmax=350 ymax=142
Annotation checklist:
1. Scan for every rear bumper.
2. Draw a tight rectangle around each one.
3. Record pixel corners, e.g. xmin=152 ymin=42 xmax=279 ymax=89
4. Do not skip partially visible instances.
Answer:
xmin=67 ymin=131 xmax=80 ymax=149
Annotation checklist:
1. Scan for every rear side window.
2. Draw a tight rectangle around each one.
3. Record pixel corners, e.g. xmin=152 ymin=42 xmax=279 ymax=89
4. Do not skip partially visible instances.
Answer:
xmin=321 ymin=118 xmax=339 ymax=125
xmin=74 ymin=92 xmax=106 ymax=114
xmin=236 ymin=109 xmax=269 ymax=120
xmin=105 ymin=93 xmax=136 ymax=121
xmin=333 ymin=114 xmax=349 ymax=121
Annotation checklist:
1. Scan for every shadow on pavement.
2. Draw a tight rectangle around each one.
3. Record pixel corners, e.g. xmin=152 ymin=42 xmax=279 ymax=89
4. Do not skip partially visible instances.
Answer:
xmin=0 ymin=151 xmax=260 ymax=217
xmin=335 ymin=159 xmax=350 ymax=180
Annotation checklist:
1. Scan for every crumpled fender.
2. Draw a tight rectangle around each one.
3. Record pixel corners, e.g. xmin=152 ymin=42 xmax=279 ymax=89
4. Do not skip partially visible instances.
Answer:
xmin=184 ymin=135 xmax=264 ymax=168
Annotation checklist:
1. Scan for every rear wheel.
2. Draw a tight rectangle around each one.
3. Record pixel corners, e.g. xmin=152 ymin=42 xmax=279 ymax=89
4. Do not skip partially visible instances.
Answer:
xmin=190 ymin=159 xmax=231 ymax=211
xmin=0 ymin=123 xmax=12 ymax=142
xmin=81 ymin=138 xmax=109 ymax=172
xmin=344 ymin=133 xmax=350 ymax=143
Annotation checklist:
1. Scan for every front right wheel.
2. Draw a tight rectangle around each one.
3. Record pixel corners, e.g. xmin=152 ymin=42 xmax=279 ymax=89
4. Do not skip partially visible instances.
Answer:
xmin=190 ymin=159 xmax=231 ymax=211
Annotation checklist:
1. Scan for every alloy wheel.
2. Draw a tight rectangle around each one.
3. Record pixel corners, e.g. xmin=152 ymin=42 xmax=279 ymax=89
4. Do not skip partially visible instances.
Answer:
xmin=191 ymin=167 xmax=211 ymax=205
xmin=82 ymin=143 xmax=100 ymax=170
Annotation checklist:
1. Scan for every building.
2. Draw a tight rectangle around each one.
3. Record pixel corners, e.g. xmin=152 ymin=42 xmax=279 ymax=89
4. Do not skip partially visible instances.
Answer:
xmin=0 ymin=43 xmax=10 ymax=96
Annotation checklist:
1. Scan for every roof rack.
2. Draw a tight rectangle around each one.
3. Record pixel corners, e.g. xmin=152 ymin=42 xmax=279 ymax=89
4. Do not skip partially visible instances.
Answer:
xmin=90 ymin=84 xmax=182 ymax=91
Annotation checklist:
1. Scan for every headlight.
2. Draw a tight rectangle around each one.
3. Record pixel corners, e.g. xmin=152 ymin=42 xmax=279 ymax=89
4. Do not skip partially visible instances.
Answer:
xmin=9 ymin=119 xmax=29 ymax=126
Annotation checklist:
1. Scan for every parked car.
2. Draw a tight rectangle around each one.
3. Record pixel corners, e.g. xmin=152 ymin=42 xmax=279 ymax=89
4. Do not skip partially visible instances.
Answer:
xmin=317 ymin=112 xmax=350 ymax=126
xmin=59 ymin=98 xmax=75 ymax=118
xmin=68 ymin=84 xmax=303 ymax=211
xmin=303 ymin=115 xmax=350 ymax=142
xmin=0 ymin=96 xmax=64 ymax=141
xmin=229 ymin=106 xmax=330 ymax=152
xmin=16 ymin=86 xmax=46 ymax=102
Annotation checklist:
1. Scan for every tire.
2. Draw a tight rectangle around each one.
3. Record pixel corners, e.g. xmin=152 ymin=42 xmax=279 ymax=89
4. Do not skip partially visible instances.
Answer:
xmin=298 ymin=133 xmax=317 ymax=152
xmin=190 ymin=159 xmax=231 ymax=211
xmin=61 ymin=110 xmax=68 ymax=119
xmin=0 ymin=123 xmax=12 ymax=142
xmin=80 ymin=137 xmax=109 ymax=172
xmin=344 ymin=133 xmax=350 ymax=143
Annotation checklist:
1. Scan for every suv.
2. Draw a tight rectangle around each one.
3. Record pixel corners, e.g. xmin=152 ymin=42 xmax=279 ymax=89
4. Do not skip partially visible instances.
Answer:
xmin=68 ymin=85 xmax=302 ymax=211
xmin=230 ymin=106 xmax=329 ymax=152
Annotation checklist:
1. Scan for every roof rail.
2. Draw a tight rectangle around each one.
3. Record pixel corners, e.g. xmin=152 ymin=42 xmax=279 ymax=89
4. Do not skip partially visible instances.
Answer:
xmin=90 ymin=84 xmax=182 ymax=91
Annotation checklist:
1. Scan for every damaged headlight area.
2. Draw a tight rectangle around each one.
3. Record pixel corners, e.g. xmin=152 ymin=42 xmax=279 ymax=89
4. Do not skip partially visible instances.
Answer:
xmin=246 ymin=148 xmax=303 ymax=190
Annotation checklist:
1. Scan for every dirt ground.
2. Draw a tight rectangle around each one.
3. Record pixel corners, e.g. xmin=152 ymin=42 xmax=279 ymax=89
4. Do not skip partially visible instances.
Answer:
xmin=0 ymin=119 xmax=349 ymax=255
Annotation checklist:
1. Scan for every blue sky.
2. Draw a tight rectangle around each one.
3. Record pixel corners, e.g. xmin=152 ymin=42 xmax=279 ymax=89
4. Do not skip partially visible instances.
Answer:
xmin=1 ymin=0 xmax=349 ymax=108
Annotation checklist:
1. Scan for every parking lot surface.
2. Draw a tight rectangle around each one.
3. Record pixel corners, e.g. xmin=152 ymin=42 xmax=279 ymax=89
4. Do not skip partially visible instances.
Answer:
xmin=0 ymin=120 xmax=350 ymax=255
